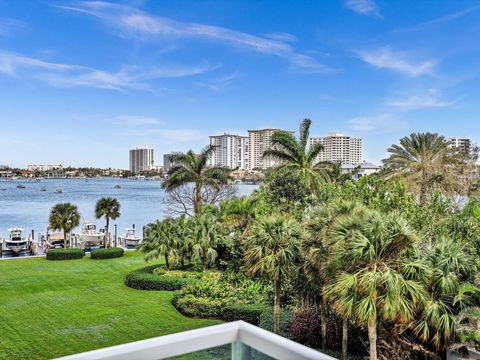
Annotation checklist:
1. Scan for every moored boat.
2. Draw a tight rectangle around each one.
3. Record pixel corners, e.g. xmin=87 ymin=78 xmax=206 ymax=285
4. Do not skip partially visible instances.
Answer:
xmin=75 ymin=223 xmax=104 ymax=250
xmin=119 ymin=227 xmax=142 ymax=249
xmin=2 ymin=228 xmax=30 ymax=254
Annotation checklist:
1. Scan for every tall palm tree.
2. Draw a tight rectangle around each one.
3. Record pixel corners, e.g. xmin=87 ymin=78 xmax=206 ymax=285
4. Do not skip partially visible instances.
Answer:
xmin=188 ymin=213 xmax=225 ymax=271
xmin=329 ymin=208 xmax=427 ymax=360
xmin=164 ymin=146 xmax=232 ymax=214
xmin=382 ymin=132 xmax=459 ymax=205
xmin=95 ymin=197 xmax=121 ymax=248
xmin=140 ymin=218 xmax=179 ymax=270
xmin=48 ymin=203 xmax=81 ymax=248
xmin=263 ymin=119 xmax=329 ymax=195
xmin=304 ymin=200 xmax=360 ymax=355
xmin=244 ymin=215 xmax=303 ymax=334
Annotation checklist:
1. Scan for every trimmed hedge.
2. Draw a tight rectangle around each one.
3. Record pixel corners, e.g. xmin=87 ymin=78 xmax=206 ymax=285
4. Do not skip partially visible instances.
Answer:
xmin=46 ymin=248 xmax=84 ymax=260
xmin=125 ymin=265 xmax=188 ymax=291
xmin=90 ymin=247 xmax=124 ymax=259
xmin=259 ymin=308 xmax=293 ymax=337
xmin=222 ymin=304 xmax=265 ymax=325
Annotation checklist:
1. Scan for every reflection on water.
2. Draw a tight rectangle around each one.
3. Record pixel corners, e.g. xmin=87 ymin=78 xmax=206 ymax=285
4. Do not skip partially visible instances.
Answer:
xmin=0 ymin=178 xmax=257 ymax=239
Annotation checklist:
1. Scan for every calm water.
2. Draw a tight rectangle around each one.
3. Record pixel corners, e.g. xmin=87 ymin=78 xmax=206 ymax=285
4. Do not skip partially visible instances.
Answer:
xmin=0 ymin=178 xmax=257 ymax=239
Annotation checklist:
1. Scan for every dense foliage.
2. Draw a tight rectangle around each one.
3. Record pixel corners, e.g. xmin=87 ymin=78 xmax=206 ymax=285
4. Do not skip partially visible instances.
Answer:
xmin=147 ymin=125 xmax=480 ymax=360
xmin=46 ymin=248 xmax=84 ymax=260
xmin=125 ymin=265 xmax=189 ymax=291
xmin=90 ymin=247 xmax=124 ymax=259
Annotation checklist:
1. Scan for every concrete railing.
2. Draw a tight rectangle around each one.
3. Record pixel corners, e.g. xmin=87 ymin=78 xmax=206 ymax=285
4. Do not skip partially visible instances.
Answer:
xmin=55 ymin=321 xmax=336 ymax=360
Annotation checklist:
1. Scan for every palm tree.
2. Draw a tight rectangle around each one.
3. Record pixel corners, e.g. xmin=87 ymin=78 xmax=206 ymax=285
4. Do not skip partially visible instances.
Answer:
xmin=188 ymin=213 xmax=225 ymax=271
xmin=382 ymin=132 xmax=459 ymax=205
xmin=163 ymin=146 xmax=232 ymax=214
xmin=303 ymin=200 xmax=360 ymax=355
xmin=95 ymin=197 xmax=121 ymax=248
xmin=329 ymin=208 xmax=427 ymax=360
xmin=140 ymin=219 xmax=179 ymax=270
xmin=244 ymin=215 xmax=303 ymax=334
xmin=409 ymin=237 xmax=478 ymax=351
xmin=48 ymin=203 xmax=81 ymax=248
xmin=263 ymin=119 xmax=329 ymax=195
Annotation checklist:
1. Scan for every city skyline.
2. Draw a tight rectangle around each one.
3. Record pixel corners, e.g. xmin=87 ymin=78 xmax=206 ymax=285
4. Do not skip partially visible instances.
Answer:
xmin=1 ymin=0 xmax=480 ymax=168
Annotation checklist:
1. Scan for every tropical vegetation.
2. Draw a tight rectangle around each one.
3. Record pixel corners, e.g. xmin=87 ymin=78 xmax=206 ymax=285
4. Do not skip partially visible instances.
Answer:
xmin=95 ymin=197 xmax=121 ymax=247
xmin=48 ymin=202 xmax=81 ymax=248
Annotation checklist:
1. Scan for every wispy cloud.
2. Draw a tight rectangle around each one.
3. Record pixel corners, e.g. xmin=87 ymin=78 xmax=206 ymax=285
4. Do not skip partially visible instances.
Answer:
xmin=349 ymin=113 xmax=406 ymax=133
xmin=345 ymin=0 xmax=380 ymax=17
xmin=58 ymin=1 xmax=333 ymax=74
xmin=0 ymin=18 xmax=25 ymax=36
xmin=0 ymin=50 xmax=213 ymax=90
xmin=387 ymin=88 xmax=454 ymax=110
xmin=394 ymin=4 xmax=480 ymax=33
xmin=108 ymin=115 xmax=163 ymax=126
xmin=357 ymin=46 xmax=436 ymax=77
xmin=197 ymin=72 xmax=240 ymax=92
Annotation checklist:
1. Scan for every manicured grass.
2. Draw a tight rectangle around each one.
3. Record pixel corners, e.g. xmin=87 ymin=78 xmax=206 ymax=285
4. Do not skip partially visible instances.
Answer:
xmin=0 ymin=252 xmax=221 ymax=360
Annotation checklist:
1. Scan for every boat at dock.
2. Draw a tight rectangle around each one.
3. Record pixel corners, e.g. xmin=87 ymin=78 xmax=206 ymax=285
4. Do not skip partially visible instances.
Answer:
xmin=119 ymin=227 xmax=142 ymax=249
xmin=75 ymin=223 xmax=104 ymax=250
xmin=1 ymin=228 xmax=31 ymax=255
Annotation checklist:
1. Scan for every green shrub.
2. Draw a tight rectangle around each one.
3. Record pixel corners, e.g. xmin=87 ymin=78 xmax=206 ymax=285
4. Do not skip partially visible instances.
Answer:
xmin=46 ymin=248 xmax=84 ymax=260
xmin=90 ymin=247 xmax=124 ymax=259
xmin=173 ymin=293 xmax=224 ymax=318
xmin=125 ymin=265 xmax=188 ymax=291
xmin=259 ymin=308 xmax=293 ymax=337
xmin=222 ymin=304 xmax=266 ymax=325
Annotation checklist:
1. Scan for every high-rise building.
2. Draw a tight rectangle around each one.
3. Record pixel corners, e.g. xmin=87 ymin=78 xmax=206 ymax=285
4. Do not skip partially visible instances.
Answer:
xmin=163 ymin=152 xmax=183 ymax=173
xmin=448 ymin=137 xmax=472 ymax=154
xmin=209 ymin=133 xmax=249 ymax=170
xmin=310 ymin=132 xmax=362 ymax=164
xmin=129 ymin=147 xmax=154 ymax=174
xmin=248 ymin=128 xmax=293 ymax=170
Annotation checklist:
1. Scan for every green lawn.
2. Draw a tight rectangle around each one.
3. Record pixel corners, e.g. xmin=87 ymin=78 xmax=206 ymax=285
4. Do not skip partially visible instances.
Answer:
xmin=0 ymin=252 xmax=221 ymax=360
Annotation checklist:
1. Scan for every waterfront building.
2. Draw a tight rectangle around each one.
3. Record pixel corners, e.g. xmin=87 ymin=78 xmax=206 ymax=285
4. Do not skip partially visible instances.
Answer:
xmin=209 ymin=133 xmax=249 ymax=170
xmin=27 ymin=164 xmax=63 ymax=172
xmin=310 ymin=132 xmax=362 ymax=164
xmin=448 ymin=137 xmax=472 ymax=154
xmin=129 ymin=147 xmax=154 ymax=174
xmin=163 ymin=152 xmax=183 ymax=173
xmin=341 ymin=162 xmax=381 ymax=180
xmin=248 ymin=128 xmax=293 ymax=170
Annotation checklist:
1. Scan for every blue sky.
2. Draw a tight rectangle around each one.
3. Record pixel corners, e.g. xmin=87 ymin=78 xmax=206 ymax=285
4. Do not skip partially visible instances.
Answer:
xmin=1 ymin=0 xmax=480 ymax=168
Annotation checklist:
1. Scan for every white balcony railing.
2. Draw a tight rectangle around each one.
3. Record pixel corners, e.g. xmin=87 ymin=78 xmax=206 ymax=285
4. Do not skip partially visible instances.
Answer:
xmin=55 ymin=321 xmax=336 ymax=360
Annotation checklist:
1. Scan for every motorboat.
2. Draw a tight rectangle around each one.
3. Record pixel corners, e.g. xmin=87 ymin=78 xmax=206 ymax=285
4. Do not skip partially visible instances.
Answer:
xmin=46 ymin=232 xmax=69 ymax=249
xmin=119 ymin=227 xmax=142 ymax=249
xmin=16 ymin=184 xmax=26 ymax=189
xmin=113 ymin=184 xmax=121 ymax=189
xmin=76 ymin=223 xmax=104 ymax=250
xmin=1 ymin=187 xmax=6 ymax=191
xmin=2 ymin=228 xmax=30 ymax=254
xmin=40 ymin=186 xmax=47 ymax=191
xmin=55 ymin=188 xmax=63 ymax=193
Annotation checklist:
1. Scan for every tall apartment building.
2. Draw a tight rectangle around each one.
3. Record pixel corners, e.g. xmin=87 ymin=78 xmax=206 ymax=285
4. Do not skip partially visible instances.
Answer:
xmin=209 ymin=133 xmax=249 ymax=170
xmin=163 ymin=152 xmax=184 ymax=173
xmin=129 ymin=147 xmax=154 ymax=174
xmin=248 ymin=128 xmax=294 ymax=170
xmin=310 ymin=132 xmax=362 ymax=164
xmin=448 ymin=137 xmax=472 ymax=154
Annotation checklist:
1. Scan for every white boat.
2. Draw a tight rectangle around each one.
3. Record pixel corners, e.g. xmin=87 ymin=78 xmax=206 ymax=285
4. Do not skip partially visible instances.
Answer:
xmin=76 ymin=223 xmax=104 ymax=250
xmin=119 ymin=228 xmax=142 ymax=249
xmin=40 ymin=186 xmax=47 ymax=191
xmin=55 ymin=188 xmax=63 ymax=193
xmin=2 ymin=228 xmax=30 ymax=254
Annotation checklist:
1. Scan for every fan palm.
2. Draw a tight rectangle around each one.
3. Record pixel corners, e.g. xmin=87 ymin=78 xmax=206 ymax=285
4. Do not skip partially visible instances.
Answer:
xmin=329 ymin=208 xmax=427 ymax=360
xmin=382 ymin=132 xmax=459 ymax=205
xmin=304 ymin=200 xmax=360 ymax=356
xmin=95 ymin=197 xmax=121 ymax=247
xmin=48 ymin=203 xmax=81 ymax=248
xmin=140 ymin=218 xmax=179 ymax=270
xmin=244 ymin=215 xmax=303 ymax=334
xmin=263 ymin=119 xmax=329 ymax=195
xmin=164 ymin=146 xmax=232 ymax=214
xmin=188 ymin=213 xmax=225 ymax=271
